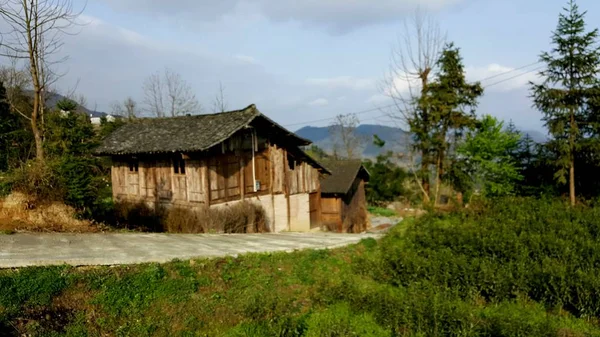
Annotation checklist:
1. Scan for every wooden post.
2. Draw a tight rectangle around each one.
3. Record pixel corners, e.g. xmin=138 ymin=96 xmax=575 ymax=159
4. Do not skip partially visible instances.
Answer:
xmin=283 ymin=147 xmax=291 ymax=231
xmin=240 ymin=156 xmax=245 ymax=201
xmin=202 ymin=159 xmax=211 ymax=206
xmin=337 ymin=198 xmax=343 ymax=233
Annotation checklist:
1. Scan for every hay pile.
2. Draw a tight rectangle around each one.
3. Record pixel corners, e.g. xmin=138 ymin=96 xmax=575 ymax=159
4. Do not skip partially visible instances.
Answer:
xmin=0 ymin=193 xmax=97 ymax=233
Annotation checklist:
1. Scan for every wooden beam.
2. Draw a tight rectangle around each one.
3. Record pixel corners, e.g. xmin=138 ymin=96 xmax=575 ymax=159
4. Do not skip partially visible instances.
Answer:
xmin=202 ymin=159 xmax=211 ymax=206
xmin=240 ymin=156 xmax=245 ymax=200
xmin=282 ymin=146 xmax=291 ymax=231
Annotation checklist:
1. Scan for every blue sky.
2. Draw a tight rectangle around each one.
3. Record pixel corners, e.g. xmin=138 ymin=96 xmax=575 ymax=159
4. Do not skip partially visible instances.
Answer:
xmin=49 ymin=0 xmax=600 ymax=131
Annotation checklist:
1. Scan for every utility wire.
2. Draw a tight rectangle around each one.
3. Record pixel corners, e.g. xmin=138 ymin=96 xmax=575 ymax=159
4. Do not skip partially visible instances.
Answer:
xmin=484 ymin=66 xmax=543 ymax=88
xmin=477 ymin=61 xmax=541 ymax=83
xmin=284 ymin=61 xmax=544 ymax=128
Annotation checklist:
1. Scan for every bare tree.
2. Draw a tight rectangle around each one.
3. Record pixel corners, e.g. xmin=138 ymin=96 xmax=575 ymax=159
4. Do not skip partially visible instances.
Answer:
xmin=382 ymin=9 xmax=446 ymax=203
xmin=0 ymin=0 xmax=83 ymax=161
xmin=329 ymin=114 xmax=362 ymax=160
xmin=143 ymin=67 xmax=201 ymax=117
xmin=111 ymin=96 xmax=138 ymax=119
xmin=0 ymin=58 xmax=31 ymax=119
xmin=212 ymin=81 xmax=228 ymax=113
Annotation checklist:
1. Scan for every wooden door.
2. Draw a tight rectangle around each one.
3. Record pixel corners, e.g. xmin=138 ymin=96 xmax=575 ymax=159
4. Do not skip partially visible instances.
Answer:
xmin=309 ymin=192 xmax=321 ymax=228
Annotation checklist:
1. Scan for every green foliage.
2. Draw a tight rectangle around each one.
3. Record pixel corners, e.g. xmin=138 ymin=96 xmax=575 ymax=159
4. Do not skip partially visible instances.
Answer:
xmin=305 ymin=145 xmax=330 ymax=161
xmin=305 ymin=303 xmax=390 ymax=337
xmin=381 ymin=198 xmax=600 ymax=318
xmin=0 ymin=266 xmax=70 ymax=318
xmin=90 ymin=264 xmax=200 ymax=317
xmin=55 ymin=98 xmax=78 ymax=113
xmin=367 ymin=206 xmax=398 ymax=217
xmin=56 ymin=155 xmax=109 ymax=215
xmin=372 ymin=134 xmax=386 ymax=148
xmin=37 ymin=109 xmax=112 ymax=216
xmin=45 ymin=109 xmax=98 ymax=158
xmin=531 ymin=0 xmax=600 ymax=199
xmin=3 ymin=200 xmax=600 ymax=336
xmin=454 ymin=115 xmax=523 ymax=197
xmin=0 ymin=81 xmax=33 ymax=172
xmin=408 ymin=42 xmax=484 ymax=202
xmin=98 ymin=115 xmax=126 ymax=140
xmin=10 ymin=159 xmax=66 ymax=202
xmin=363 ymin=152 xmax=408 ymax=204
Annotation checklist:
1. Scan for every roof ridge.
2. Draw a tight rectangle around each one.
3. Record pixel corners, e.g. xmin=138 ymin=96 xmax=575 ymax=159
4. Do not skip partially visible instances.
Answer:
xmin=130 ymin=104 xmax=259 ymax=121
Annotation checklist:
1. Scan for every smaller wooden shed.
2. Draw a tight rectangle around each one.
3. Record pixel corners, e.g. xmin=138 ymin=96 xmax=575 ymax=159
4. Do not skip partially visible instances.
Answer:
xmin=320 ymin=160 xmax=370 ymax=233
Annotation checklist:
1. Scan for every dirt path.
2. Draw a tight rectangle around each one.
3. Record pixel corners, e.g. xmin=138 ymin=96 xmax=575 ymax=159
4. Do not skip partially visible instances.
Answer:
xmin=0 ymin=232 xmax=380 ymax=268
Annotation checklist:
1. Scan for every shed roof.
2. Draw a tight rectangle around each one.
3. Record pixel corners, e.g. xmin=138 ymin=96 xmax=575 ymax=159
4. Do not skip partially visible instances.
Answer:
xmin=320 ymin=160 xmax=370 ymax=196
xmin=94 ymin=104 xmax=311 ymax=156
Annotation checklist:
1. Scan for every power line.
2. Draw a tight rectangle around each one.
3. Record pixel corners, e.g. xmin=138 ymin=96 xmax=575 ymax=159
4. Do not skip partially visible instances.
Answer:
xmin=477 ymin=61 xmax=541 ymax=83
xmin=284 ymin=61 xmax=544 ymax=129
xmin=484 ymin=66 xmax=543 ymax=88
xmin=284 ymin=104 xmax=395 ymax=128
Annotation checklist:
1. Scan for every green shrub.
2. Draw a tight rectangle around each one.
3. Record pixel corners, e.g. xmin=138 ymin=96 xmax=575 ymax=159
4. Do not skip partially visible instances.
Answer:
xmin=367 ymin=206 xmax=398 ymax=217
xmin=380 ymin=197 xmax=600 ymax=318
xmin=0 ymin=266 xmax=70 ymax=319
xmin=90 ymin=264 xmax=199 ymax=317
xmin=227 ymin=316 xmax=308 ymax=337
xmin=56 ymin=155 xmax=108 ymax=216
xmin=305 ymin=303 xmax=390 ymax=337
xmin=10 ymin=160 xmax=65 ymax=203
xmin=0 ymin=174 xmax=12 ymax=197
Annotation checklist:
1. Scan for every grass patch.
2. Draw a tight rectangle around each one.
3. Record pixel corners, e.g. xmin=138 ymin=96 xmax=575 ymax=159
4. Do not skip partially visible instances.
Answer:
xmin=2 ymin=198 xmax=600 ymax=336
xmin=367 ymin=206 xmax=398 ymax=217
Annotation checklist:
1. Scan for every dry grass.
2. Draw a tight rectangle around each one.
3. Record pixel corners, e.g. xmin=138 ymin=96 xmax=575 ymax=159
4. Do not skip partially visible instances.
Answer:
xmin=114 ymin=200 xmax=269 ymax=234
xmin=0 ymin=193 xmax=98 ymax=233
xmin=343 ymin=204 xmax=368 ymax=233
xmin=164 ymin=201 xmax=268 ymax=234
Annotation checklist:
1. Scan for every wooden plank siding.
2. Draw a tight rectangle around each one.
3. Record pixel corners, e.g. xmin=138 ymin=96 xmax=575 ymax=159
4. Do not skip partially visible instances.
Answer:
xmin=109 ymin=138 xmax=324 ymax=230
xmin=321 ymin=197 xmax=342 ymax=231
xmin=320 ymin=179 xmax=367 ymax=233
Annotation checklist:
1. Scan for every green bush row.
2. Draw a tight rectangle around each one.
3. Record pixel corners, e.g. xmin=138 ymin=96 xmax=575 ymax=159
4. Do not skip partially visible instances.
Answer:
xmin=380 ymin=197 xmax=600 ymax=318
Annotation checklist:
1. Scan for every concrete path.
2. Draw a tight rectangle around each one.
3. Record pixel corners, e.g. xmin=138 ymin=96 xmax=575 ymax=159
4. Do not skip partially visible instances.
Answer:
xmin=0 ymin=232 xmax=380 ymax=268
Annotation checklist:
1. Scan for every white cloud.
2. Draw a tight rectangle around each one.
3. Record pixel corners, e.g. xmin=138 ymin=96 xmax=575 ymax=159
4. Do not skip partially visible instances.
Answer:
xmin=467 ymin=64 xmax=540 ymax=92
xmin=96 ymin=0 xmax=466 ymax=33
xmin=377 ymin=63 xmax=540 ymax=100
xmin=383 ymin=72 xmax=422 ymax=97
xmin=234 ymin=54 xmax=259 ymax=64
xmin=305 ymin=76 xmax=375 ymax=91
xmin=308 ymin=98 xmax=329 ymax=107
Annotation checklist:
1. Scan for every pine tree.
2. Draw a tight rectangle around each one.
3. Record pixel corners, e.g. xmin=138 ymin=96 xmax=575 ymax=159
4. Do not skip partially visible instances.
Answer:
xmin=423 ymin=43 xmax=484 ymax=203
xmin=531 ymin=0 xmax=600 ymax=206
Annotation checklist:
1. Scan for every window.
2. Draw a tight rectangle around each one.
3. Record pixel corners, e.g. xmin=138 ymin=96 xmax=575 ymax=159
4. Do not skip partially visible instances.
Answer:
xmin=128 ymin=159 xmax=139 ymax=173
xmin=287 ymin=153 xmax=296 ymax=171
xmin=173 ymin=158 xmax=186 ymax=175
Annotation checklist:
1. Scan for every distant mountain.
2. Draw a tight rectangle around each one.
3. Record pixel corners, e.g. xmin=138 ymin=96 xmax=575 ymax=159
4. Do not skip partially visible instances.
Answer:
xmin=43 ymin=92 xmax=109 ymax=118
xmin=296 ymin=124 xmax=548 ymax=160
xmin=521 ymin=129 xmax=547 ymax=143
xmin=296 ymin=124 xmax=410 ymax=159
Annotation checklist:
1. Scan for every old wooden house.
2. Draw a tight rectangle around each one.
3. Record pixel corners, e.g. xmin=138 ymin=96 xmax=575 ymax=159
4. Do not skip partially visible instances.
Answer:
xmin=320 ymin=160 xmax=370 ymax=233
xmin=95 ymin=104 xmax=329 ymax=232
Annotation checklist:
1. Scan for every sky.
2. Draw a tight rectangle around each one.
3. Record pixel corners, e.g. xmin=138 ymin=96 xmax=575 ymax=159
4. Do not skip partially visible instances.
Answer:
xmin=11 ymin=0 xmax=600 ymax=132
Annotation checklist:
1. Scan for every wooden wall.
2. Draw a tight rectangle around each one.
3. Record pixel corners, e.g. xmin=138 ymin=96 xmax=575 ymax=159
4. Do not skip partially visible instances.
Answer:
xmin=320 ymin=178 xmax=367 ymax=233
xmin=321 ymin=197 xmax=342 ymax=231
xmin=110 ymin=136 xmax=323 ymax=218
